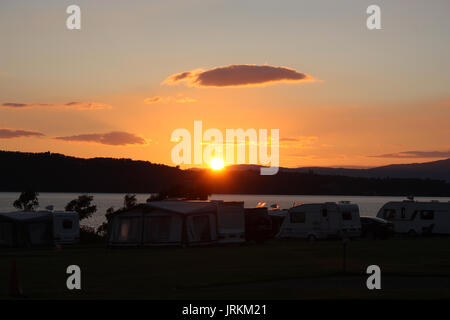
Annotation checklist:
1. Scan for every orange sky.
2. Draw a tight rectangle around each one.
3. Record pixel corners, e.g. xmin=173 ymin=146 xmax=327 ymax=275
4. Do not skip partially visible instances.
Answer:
xmin=1 ymin=1 xmax=449 ymax=169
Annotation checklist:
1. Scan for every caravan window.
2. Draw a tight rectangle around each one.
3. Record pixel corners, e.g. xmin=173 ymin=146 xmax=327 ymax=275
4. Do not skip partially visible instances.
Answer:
xmin=420 ymin=210 xmax=434 ymax=220
xmin=383 ymin=209 xmax=396 ymax=220
xmin=322 ymin=209 xmax=328 ymax=217
xmin=291 ymin=212 xmax=305 ymax=223
xmin=118 ymin=217 xmax=141 ymax=242
xmin=342 ymin=211 xmax=352 ymax=220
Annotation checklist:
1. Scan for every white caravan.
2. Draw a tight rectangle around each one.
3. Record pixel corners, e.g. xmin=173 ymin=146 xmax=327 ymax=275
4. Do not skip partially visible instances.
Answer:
xmin=52 ymin=211 xmax=80 ymax=244
xmin=0 ymin=211 xmax=79 ymax=247
xmin=214 ymin=201 xmax=246 ymax=244
xmin=277 ymin=202 xmax=361 ymax=240
xmin=376 ymin=200 xmax=450 ymax=235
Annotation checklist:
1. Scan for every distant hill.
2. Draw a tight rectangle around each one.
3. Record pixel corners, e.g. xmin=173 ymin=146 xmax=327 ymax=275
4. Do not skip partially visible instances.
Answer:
xmin=1 ymin=150 xmax=449 ymax=196
xmin=0 ymin=151 xmax=187 ymax=193
xmin=229 ymin=158 xmax=450 ymax=182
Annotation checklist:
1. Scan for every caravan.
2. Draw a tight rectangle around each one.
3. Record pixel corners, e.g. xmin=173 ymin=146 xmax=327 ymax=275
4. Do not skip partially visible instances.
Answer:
xmin=107 ymin=200 xmax=245 ymax=247
xmin=277 ymin=202 xmax=361 ymax=240
xmin=376 ymin=200 xmax=450 ymax=235
xmin=0 ymin=211 xmax=79 ymax=247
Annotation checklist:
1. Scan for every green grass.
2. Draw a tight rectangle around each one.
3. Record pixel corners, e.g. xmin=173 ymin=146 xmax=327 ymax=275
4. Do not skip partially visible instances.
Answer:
xmin=1 ymin=237 xmax=450 ymax=299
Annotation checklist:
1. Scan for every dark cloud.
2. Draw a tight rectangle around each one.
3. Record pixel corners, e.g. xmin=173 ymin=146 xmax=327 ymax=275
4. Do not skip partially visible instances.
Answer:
xmin=2 ymin=103 xmax=28 ymax=108
xmin=1 ymin=102 xmax=110 ymax=110
xmin=55 ymin=131 xmax=147 ymax=146
xmin=0 ymin=128 xmax=44 ymax=139
xmin=163 ymin=64 xmax=314 ymax=87
xmin=370 ymin=150 xmax=450 ymax=158
xmin=144 ymin=96 xmax=196 ymax=104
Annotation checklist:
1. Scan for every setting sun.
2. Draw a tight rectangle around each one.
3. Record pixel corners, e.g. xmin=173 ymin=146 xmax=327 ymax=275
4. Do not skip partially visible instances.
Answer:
xmin=210 ymin=158 xmax=225 ymax=171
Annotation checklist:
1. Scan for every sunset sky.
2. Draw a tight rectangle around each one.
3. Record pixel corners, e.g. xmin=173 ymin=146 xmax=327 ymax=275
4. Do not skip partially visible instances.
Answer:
xmin=1 ymin=0 xmax=449 ymax=169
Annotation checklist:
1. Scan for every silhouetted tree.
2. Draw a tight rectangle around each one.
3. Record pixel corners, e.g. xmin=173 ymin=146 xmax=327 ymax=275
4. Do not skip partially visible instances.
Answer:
xmin=13 ymin=190 xmax=39 ymax=211
xmin=124 ymin=194 xmax=137 ymax=209
xmin=106 ymin=206 xmax=115 ymax=215
xmin=65 ymin=195 xmax=97 ymax=221
xmin=96 ymin=206 xmax=116 ymax=237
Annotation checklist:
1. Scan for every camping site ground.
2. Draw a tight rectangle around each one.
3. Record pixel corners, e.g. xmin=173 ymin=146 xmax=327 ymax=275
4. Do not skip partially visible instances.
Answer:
xmin=1 ymin=237 xmax=450 ymax=299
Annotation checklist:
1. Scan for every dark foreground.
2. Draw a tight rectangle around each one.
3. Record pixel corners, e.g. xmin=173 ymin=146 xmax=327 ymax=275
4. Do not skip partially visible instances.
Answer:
xmin=1 ymin=237 xmax=450 ymax=299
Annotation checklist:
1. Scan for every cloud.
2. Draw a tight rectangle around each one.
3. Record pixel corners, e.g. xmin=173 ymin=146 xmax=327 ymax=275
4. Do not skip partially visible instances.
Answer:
xmin=174 ymin=97 xmax=197 ymax=103
xmin=1 ymin=102 xmax=111 ymax=110
xmin=144 ymin=96 xmax=163 ymax=104
xmin=280 ymin=136 xmax=318 ymax=149
xmin=163 ymin=64 xmax=314 ymax=87
xmin=370 ymin=150 xmax=450 ymax=159
xmin=55 ymin=131 xmax=147 ymax=146
xmin=280 ymin=137 xmax=302 ymax=142
xmin=0 ymin=128 xmax=44 ymax=139
xmin=144 ymin=96 xmax=197 ymax=104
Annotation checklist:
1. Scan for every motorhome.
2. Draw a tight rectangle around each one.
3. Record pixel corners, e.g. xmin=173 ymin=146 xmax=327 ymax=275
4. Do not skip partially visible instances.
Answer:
xmin=0 ymin=211 xmax=79 ymax=247
xmin=277 ymin=202 xmax=361 ymax=240
xmin=376 ymin=200 xmax=450 ymax=235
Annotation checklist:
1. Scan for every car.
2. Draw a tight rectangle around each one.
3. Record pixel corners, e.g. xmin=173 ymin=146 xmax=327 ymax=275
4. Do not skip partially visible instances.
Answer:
xmin=360 ymin=216 xmax=394 ymax=239
xmin=244 ymin=207 xmax=273 ymax=243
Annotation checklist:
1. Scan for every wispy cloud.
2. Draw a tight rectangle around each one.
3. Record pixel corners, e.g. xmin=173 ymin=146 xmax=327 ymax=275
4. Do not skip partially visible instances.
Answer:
xmin=144 ymin=97 xmax=163 ymax=104
xmin=0 ymin=128 xmax=44 ymax=139
xmin=163 ymin=64 xmax=314 ymax=88
xmin=55 ymin=131 xmax=148 ymax=146
xmin=280 ymin=136 xmax=318 ymax=149
xmin=370 ymin=150 xmax=450 ymax=159
xmin=1 ymin=102 xmax=111 ymax=110
xmin=144 ymin=96 xmax=197 ymax=104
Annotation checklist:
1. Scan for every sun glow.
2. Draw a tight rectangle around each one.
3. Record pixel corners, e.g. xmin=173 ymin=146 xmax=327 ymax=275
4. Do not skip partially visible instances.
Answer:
xmin=210 ymin=158 xmax=225 ymax=171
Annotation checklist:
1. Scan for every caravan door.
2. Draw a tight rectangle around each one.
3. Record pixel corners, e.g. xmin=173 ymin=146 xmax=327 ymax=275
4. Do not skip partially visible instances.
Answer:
xmin=319 ymin=205 xmax=330 ymax=236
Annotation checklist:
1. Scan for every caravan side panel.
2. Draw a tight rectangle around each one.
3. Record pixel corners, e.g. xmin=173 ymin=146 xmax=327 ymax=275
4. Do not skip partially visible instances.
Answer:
xmin=185 ymin=213 xmax=217 ymax=245
xmin=216 ymin=202 xmax=245 ymax=244
xmin=143 ymin=211 xmax=183 ymax=246
xmin=109 ymin=212 xmax=143 ymax=246
xmin=52 ymin=212 xmax=80 ymax=244
xmin=0 ymin=221 xmax=14 ymax=247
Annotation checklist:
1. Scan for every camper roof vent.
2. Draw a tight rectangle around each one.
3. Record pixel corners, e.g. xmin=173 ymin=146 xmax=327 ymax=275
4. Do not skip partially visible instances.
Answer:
xmin=339 ymin=201 xmax=351 ymax=204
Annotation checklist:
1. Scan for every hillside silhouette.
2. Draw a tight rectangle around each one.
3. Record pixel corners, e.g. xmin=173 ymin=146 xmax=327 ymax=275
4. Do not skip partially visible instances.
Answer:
xmin=1 ymin=150 xmax=449 ymax=196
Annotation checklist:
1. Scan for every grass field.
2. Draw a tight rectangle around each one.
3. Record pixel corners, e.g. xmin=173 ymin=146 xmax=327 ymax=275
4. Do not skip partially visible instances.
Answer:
xmin=1 ymin=237 xmax=450 ymax=299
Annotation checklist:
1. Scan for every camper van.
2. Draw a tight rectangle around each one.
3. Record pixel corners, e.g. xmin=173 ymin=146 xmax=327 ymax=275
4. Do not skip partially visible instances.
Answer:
xmin=277 ymin=202 xmax=361 ymax=240
xmin=376 ymin=200 xmax=450 ymax=235
xmin=0 ymin=211 xmax=79 ymax=247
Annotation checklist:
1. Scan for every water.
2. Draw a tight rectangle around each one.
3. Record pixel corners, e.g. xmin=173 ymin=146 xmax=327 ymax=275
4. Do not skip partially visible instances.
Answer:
xmin=1 ymin=192 xmax=449 ymax=229
xmin=0 ymin=192 xmax=151 ymax=229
